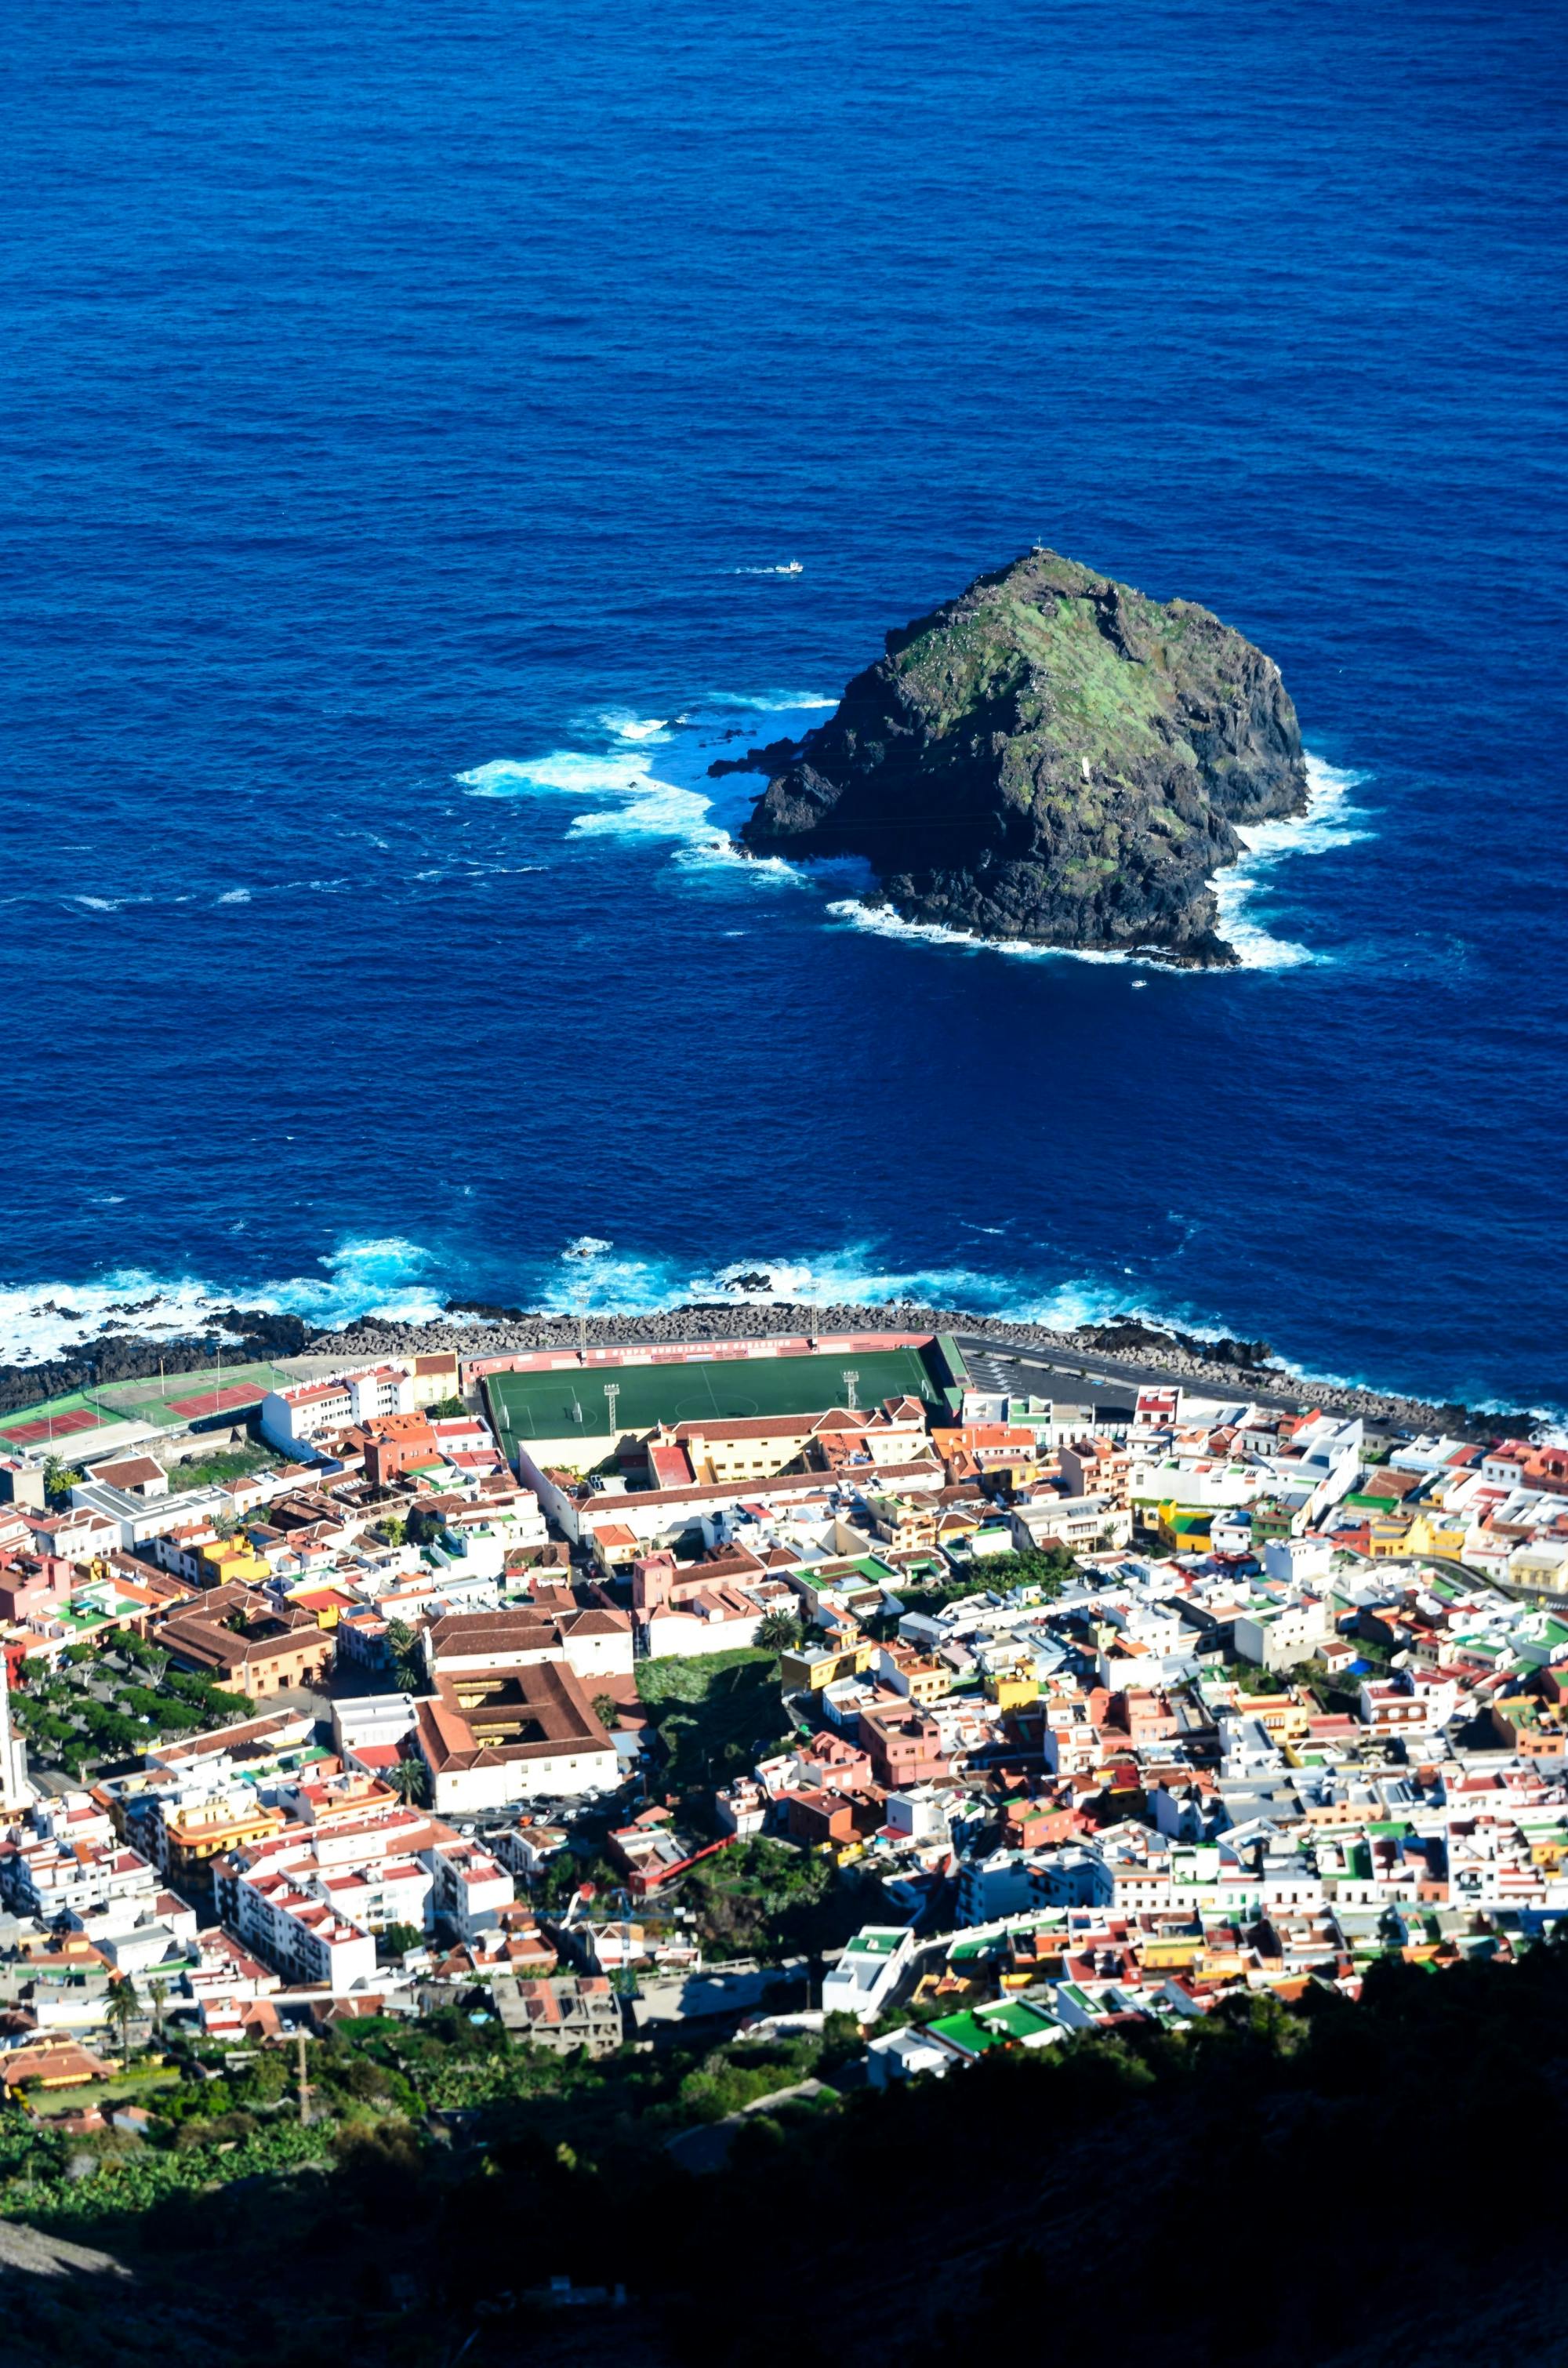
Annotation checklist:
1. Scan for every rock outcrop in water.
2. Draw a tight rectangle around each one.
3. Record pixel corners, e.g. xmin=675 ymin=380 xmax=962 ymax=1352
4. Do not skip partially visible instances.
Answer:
xmin=739 ymin=549 xmax=1308 ymax=964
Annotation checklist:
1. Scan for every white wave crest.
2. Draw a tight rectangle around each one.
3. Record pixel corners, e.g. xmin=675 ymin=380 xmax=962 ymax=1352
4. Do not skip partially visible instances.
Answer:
xmin=522 ymin=1240 xmax=1163 ymax=1330
xmin=597 ymin=710 xmax=672 ymax=743
xmin=458 ymin=753 xmax=653 ymax=800
xmin=568 ymin=779 xmax=717 ymax=847
xmin=457 ymin=717 xmax=818 ymax=873
xmin=825 ymin=900 xmax=1132 ymax=964
xmin=260 ymin=1237 xmax=448 ymax=1328
xmin=217 ymin=888 xmax=251 ymax=905
xmin=0 ymin=1237 xmax=450 ymax=1369
xmin=828 ymin=752 xmax=1370 ymax=974
xmin=704 ymin=692 xmax=838 ymax=713
xmin=1212 ymin=754 xmax=1370 ymax=969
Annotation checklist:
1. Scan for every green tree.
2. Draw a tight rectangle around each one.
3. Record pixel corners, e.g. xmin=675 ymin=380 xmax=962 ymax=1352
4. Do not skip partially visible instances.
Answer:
xmin=388 ymin=1756 xmax=430 ymax=1807
xmin=384 ymin=1618 xmax=426 ymax=1694
xmin=592 ymin=1692 xmax=619 ymax=1729
xmin=107 ymin=1974 xmax=141 ymax=2069
xmin=379 ymin=1514 xmax=407 ymax=1548
xmin=42 ymin=1458 xmax=85 ymax=1504
xmin=756 ymin=1610 xmax=804 ymax=1654
xmin=379 ymin=1921 xmax=423 ymax=1961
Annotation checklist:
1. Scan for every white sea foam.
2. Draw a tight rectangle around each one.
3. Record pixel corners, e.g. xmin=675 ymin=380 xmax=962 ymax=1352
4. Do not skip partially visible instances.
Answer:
xmin=0 ymin=1273 xmax=249 ymax=1365
xmin=0 ymin=1237 xmax=449 ymax=1367
xmin=705 ymin=692 xmax=838 ymax=713
xmin=524 ymin=1239 xmax=1154 ymax=1331
xmin=828 ymin=752 xmax=1370 ymax=974
xmin=1211 ymin=754 xmax=1370 ymax=969
xmin=217 ymin=888 xmax=251 ymax=905
xmin=568 ymin=779 xmax=717 ymax=846
xmin=260 ymin=1237 xmax=448 ymax=1328
xmin=597 ymin=710 xmax=672 ymax=744
xmin=457 ymin=716 xmax=817 ymax=873
xmin=825 ymin=900 xmax=1131 ymax=964
xmin=673 ymin=837 xmax=805 ymax=884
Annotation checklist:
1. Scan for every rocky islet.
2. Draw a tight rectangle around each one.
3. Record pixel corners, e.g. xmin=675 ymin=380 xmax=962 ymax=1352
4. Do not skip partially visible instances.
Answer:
xmin=739 ymin=548 xmax=1308 ymax=965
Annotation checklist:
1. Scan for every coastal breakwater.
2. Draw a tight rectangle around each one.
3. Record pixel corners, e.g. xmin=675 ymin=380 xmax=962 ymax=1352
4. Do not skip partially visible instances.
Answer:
xmin=310 ymin=1301 xmax=1516 ymax=1440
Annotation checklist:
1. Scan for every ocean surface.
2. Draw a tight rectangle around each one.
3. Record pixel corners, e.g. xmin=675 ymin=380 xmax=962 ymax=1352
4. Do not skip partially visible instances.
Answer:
xmin=3 ymin=1 xmax=1566 ymax=1410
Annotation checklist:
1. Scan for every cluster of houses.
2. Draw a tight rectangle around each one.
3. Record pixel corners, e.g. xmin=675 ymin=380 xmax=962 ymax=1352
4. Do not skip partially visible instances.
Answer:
xmin=1 ymin=1332 xmax=1566 ymax=2110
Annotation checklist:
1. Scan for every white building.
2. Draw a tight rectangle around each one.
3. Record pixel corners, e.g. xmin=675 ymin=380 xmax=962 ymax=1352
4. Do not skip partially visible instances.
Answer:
xmin=429 ymin=1841 xmax=514 ymax=1939
xmin=820 ymin=1924 xmax=914 ymax=2024
xmin=227 ymin=1865 xmax=377 ymax=1987
xmin=1233 ymin=1594 xmax=1332 ymax=1673
xmin=867 ymin=2026 xmax=953 ymax=2084
xmin=260 ymin=1363 xmax=418 ymax=1451
xmin=1011 ymin=1495 xmax=1131 ymax=1553
xmin=1263 ymin=1536 xmax=1334 ymax=1587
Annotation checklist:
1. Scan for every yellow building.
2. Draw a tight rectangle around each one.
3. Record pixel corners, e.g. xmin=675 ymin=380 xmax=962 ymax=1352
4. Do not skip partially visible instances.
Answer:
xmin=1156 ymin=1502 xmax=1212 ymax=1551
xmin=197 ymin=1538 xmax=272 ymax=1589
xmin=985 ymin=1670 xmax=1039 ymax=1711
xmin=779 ymin=1638 xmax=876 ymax=1692
xmin=1404 ymin=1511 xmax=1466 ymax=1559
xmin=162 ymin=1795 xmax=287 ymax=1874
xmin=1250 ymin=1693 xmax=1311 ymax=1744
xmin=1140 ymin=1934 xmax=1203 ymax=1973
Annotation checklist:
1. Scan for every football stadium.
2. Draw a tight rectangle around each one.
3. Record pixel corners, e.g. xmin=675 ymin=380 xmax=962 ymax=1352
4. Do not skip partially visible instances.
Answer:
xmin=483 ymin=1335 xmax=967 ymax=1471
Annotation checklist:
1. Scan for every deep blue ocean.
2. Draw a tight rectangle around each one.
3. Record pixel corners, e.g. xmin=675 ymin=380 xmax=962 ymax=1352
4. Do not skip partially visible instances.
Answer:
xmin=4 ymin=2 xmax=1566 ymax=1410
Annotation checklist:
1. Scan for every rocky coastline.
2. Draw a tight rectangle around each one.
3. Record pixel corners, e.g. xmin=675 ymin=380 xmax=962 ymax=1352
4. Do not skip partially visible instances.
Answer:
xmin=0 ymin=1302 xmax=1537 ymax=1450
xmin=739 ymin=547 xmax=1308 ymax=965
xmin=296 ymin=1300 xmax=1523 ymax=1442
xmin=0 ymin=1309 xmax=313 ymax=1419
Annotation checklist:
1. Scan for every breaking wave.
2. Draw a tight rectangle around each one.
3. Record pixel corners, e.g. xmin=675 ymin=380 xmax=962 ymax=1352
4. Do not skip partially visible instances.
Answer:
xmin=1212 ymin=754 xmax=1370 ymax=969
xmin=456 ymin=698 xmax=833 ymax=869
xmin=828 ymin=752 xmax=1370 ymax=974
xmin=0 ymin=1238 xmax=448 ymax=1368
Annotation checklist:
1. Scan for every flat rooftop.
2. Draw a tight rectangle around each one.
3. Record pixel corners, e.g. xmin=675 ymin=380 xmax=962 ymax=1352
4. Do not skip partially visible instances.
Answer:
xmin=485 ymin=1339 xmax=960 ymax=1444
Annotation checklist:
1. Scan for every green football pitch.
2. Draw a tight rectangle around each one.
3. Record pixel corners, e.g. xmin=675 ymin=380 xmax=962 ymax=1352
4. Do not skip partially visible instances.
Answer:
xmin=485 ymin=1342 xmax=953 ymax=1442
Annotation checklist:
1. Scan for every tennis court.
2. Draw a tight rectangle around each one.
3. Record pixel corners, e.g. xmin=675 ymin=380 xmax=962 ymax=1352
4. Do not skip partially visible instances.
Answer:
xmin=0 ymin=1357 xmax=326 ymax=1449
xmin=486 ymin=1340 xmax=955 ymax=1443
xmin=0 ymin=1404 xmax=107 ymax=1448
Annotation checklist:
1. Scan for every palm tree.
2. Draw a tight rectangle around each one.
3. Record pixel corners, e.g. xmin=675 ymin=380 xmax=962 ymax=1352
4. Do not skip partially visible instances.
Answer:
xmin=384 ymin=1618 xmax=426 ymax=1694
xmin=756 ymin=1610 xmax=804 ymax=1654
xmin=388 ymin=1756 xmax=430 ymax=1807
xmin=107 ymin=1973 xmax=140 ymax=2069
xmin=42 ymin=1458 xmax=85 ymax=1505
xmin=148 ymin=1976 xmax=169 ymax=2044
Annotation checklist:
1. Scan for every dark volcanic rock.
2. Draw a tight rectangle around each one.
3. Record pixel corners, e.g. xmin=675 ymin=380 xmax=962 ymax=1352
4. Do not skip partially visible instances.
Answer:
xmin=739 ymin=549 xmax=1308 ymax=964
xmin=707 ymin=735 xmax=802 ymax=779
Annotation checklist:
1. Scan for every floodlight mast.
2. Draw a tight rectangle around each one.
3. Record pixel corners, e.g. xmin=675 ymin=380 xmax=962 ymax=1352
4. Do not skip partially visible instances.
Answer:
xmin=842 ymin=1368 xmax=859 ymax=1411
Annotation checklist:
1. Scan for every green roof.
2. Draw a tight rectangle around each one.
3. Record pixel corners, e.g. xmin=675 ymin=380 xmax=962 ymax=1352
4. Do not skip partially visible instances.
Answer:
xmin=845 ymin=1929 xmax=904 ymax=1957
xmin=978 ymin=1999 xmax=1054 ymax=2041
xmin=927 ymin=2010 xmax=1008 ymax=2056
